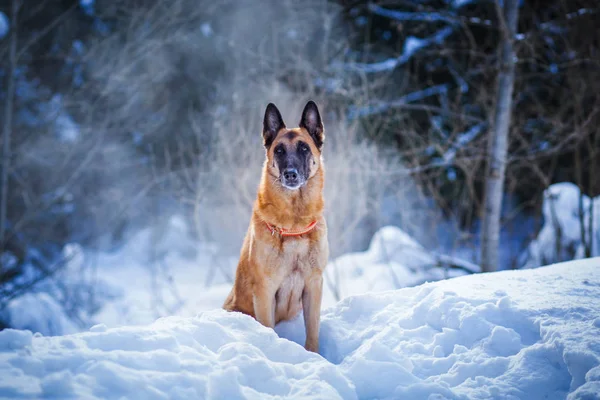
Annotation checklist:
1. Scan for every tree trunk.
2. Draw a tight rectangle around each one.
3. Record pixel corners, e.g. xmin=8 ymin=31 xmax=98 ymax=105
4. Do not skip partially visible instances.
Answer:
xmin=588 ymin=130 xmax=598 ymax=257
xmin=0 ymin=0 xmax=19 ymax=256
xmin=480 ymin=0 xmax=520 ymax=272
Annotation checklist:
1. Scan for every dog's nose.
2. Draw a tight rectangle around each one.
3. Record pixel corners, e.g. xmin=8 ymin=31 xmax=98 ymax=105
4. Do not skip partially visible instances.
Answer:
xmin=283 ymin=168 xmax=298 ymax=182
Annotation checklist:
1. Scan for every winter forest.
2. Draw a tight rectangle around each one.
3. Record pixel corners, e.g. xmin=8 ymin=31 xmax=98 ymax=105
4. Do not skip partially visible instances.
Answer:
xmin=0 ymin=0 xmax=600 ymax=399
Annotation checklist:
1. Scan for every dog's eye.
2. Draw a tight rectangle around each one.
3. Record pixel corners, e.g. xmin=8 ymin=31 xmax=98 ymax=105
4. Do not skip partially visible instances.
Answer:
xmin=275 ymin=147 xmax=284 ymax=154
xmin=299 ymin=144 xmax=309 ymax=152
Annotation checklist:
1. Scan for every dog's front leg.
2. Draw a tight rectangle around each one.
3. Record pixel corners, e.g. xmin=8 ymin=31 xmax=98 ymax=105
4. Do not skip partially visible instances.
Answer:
xmin=253 ymin=283 xmax=275 ymax=328
xmin=302 ymin=273 xmax=323 ymax=353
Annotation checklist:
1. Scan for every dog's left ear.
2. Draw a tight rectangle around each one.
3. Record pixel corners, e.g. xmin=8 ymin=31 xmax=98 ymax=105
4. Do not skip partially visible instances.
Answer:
xmin=299 ymin=101 xmax=324 ymax=150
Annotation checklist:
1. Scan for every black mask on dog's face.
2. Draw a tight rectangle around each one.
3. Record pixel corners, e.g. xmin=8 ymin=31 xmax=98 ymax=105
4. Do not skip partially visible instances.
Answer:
xmin=272 ymin=135 xmax=313 ymax=189
xmin=262 ymin=102 xmax=324 ymax=190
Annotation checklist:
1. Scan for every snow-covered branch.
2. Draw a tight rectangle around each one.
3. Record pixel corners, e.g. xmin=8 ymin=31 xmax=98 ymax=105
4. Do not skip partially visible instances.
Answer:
xmin=441 ymin=123 xmax=486 ymax=163
xmin=368 ymin=3 xmax=458 ymax=24
xmin=333 ymin=26 xmax=454 ymax=73
xmin=348 ymin=84 xmax=449 ymax=119
xmin=347 ymin=61 xmax=474 ymax=119
xmin=0 ymin=11 xmax=9 ymax=39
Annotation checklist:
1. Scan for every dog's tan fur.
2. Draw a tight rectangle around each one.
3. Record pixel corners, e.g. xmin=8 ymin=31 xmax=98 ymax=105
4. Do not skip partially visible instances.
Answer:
xmin=223 ymin=103 xmax=328 ymax=353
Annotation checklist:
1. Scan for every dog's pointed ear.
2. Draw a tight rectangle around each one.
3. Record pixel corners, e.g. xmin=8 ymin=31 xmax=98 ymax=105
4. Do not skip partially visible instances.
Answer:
xmin=263 ymin=103 xmax=285 ymax=148
xmin=299 ymin=101 xmax=324 ymax=150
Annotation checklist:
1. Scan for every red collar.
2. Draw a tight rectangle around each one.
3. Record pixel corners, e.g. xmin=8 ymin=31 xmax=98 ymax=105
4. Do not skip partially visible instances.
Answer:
xmin=264 ymin=220 xmax=318 ymax=237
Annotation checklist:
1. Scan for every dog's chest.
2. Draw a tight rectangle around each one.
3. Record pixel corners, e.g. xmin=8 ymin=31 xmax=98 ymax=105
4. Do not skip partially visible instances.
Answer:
xmin=272 ymin=237 xmax=313 ymax=322
xmin=282 ymin=236 xmax=310 ymax=255
xmin=278 ymin=237 xmax=311 ymax=273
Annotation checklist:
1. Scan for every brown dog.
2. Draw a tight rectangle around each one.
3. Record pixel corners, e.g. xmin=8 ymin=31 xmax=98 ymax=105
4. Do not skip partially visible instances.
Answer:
xmin=223 ymin=101 xmax=328 ymax=353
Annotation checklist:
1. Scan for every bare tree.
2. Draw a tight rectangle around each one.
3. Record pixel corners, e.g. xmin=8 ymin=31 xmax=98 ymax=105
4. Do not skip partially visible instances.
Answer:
xmin=480 ymin=0 xmax=520 ymax=272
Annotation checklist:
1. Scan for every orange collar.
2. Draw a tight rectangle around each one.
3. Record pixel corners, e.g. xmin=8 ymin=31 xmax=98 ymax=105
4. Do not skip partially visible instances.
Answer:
xmin=264 ymin=220 xmax=318 ymax=237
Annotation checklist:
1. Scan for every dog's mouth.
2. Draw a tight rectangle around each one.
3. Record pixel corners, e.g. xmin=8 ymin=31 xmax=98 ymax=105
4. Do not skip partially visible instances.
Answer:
xmin=281 ymin=179 xmax=306 ymax=190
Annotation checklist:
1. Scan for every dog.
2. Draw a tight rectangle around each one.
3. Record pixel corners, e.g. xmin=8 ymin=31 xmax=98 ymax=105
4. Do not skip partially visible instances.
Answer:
xmin=223 ymin=101 xmax=328 ymax=353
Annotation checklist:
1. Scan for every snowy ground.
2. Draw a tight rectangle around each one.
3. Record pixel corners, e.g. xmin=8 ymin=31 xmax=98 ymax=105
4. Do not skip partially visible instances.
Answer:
xmin=1 ymin=258 xmax=599 ymax=399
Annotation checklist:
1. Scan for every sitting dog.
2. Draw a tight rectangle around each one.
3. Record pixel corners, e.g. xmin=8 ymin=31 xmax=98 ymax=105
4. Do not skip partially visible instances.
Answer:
xmin=223 ymin=101 xmax=328 ymax=353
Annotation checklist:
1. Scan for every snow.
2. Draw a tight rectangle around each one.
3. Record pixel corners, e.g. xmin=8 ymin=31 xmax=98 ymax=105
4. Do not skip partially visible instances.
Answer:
xmin=0 ymin=312 xmax=356 ymax=399
xmin=283 ymin=257 xmax=600 ymax=399
xmin=339 ymin=26 xmax=454 ymax=74
xmin=2 ymin=258 xmax=598 ymax=399
xmin=56 ymin=113 xmax=80 ymax=141
xmin=90 ymin=216 xmax=234 ymax=328
xmin=2 ymin=293 xmax=78 ymax=336
xmin=442 ymin=123 xmax=485 ymax=163
xmin=79 ymin=0 xmax=95 ymax=16
xmin=0 ymin=11 xmax=8 ymax=39
xmin=348 ymin=84 xmax=450 ymax=119
xmin=452 ymin=0 xmax=476 ymax=7
xmin=368 ymin=4 xmax=458 ymax=24
xmin=521 ymin=182 xmax=599 ymax=268
xmin=336 ymin=4 xmax=457 ymax=77
xmin=326 ymin=226 xmax=475 ymax=302
xmin=200 ymin=22 xmax=213 ymax=38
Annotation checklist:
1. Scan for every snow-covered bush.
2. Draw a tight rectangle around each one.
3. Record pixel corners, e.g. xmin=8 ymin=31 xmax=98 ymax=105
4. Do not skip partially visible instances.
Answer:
xmin=324 ymin=225 xmax=478 ymax=302
xmin=0 ymin=243 xmax=121 ymax=335
xmin=520 ymin=183 xmax=600 ymax=268
xmin=0 ymin=293 xmax=78 ymax=336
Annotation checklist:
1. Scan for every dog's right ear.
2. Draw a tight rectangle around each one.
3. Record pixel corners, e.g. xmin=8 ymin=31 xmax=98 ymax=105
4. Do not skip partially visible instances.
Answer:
xmin=263 ymin=103 xmax=286 ymax=148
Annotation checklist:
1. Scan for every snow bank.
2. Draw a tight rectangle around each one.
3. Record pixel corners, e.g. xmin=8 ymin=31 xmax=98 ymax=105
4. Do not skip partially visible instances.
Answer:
xmin=280 ymin=257 xmax=600 ymax=399
xmin=326 ymin=225 xmax=476 ymax=302
xmin=1 ymin=258 xmax=599 ymax=399
xmin=0 ymin=313 xmax=355 ymax=399
xmin=521 ymin=182 xmax=600 ymax=268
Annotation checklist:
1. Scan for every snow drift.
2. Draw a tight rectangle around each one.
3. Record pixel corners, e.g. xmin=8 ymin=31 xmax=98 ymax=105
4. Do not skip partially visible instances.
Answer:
xmin=1 ymin=258 xmax=599 ymax=399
